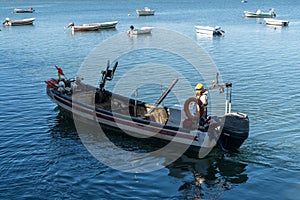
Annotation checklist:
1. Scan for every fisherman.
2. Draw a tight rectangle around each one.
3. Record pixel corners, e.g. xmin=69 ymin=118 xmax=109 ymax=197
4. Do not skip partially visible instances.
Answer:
xmin=195 ymin=83 xmax=209 ymax=127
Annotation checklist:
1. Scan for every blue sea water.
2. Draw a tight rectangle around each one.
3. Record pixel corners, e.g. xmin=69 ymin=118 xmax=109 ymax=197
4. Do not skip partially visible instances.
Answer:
xmin=0 ymin=0 xmax=299 ymax=199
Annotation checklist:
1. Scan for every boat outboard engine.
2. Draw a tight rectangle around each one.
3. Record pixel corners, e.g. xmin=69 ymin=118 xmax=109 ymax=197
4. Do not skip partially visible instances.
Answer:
xmin=219 ymin=112 xmax=249 ymax=152
xmin=67 ymin=22 xmax=74 ymax=28
xmin=3 ymin=18 xmax=10 ymax=25
xmin=213 ymin=26 xmax=224 ymax=37
xmin=215 ymin=81 xmax=249 ymax=152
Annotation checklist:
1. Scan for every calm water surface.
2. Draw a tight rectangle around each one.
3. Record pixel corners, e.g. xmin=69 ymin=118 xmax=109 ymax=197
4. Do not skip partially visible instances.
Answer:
xmin=0 ymin=0 xmax=299 ymax=199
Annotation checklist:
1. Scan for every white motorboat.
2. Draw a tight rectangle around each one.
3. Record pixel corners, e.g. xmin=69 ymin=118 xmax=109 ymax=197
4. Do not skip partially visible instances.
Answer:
xmin=127 ymin=25 xmax=153 ymax=35
xmin=66 ymin=22 xmax=99 ymax=32
xmin=2 ymin=17 xmax=35 ymax=26
xmin=244 ymin=8 xmax=276 ymax=18
xmin=136 ymin=7 xmax=155 ymax=16
xmin=82 ymin=21 xmax=118 ymax=29
xmin=264 ymin=18 xmax=289 ymax=26
xmin=195 ymin=26 xmax=225 ymax=37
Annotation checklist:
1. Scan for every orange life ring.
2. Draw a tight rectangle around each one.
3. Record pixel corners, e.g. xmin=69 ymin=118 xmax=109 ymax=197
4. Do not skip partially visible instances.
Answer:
xmin=184 ymin=97 xmax=204 ymax=120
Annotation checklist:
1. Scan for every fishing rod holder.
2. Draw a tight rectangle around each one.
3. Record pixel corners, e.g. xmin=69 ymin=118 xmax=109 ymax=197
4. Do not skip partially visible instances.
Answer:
xmin=225 ymin=82 xmax=233 ymax=114
xmin=99 ymin=60 xmax=118 ymax=91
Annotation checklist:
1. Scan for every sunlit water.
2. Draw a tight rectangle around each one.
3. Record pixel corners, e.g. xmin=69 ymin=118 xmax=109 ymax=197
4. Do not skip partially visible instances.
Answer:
xmin=0 ymin=0 xmax=299 ymax=199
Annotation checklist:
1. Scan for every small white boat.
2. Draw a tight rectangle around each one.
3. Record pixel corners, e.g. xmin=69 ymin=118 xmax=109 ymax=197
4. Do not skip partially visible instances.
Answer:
xmin=195 ymin=26 xmax=225 ymax=37
xmin=136 ymin=7 xmax=155 ymax=16
xmin=14 ymin=8 xmax=34 ymax=13
xmin=264 ymin=18 xmax=289 ymax=26
xmin=66 ymin=22 xmax=99 ymax=32
xmin=82 ymin=21 xmax=118 ymax=29
xmin=244 ymin=8 xmax=276 ymax=18
xmin=2 ymin=17 xmax=35 ymax=26
xmin=127 ymin=25 xmax=153 ymax=35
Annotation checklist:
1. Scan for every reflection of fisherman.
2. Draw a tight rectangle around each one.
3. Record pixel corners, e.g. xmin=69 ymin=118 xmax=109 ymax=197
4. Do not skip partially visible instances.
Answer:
xmin=195 ymin=83 xmax=209 ymax=126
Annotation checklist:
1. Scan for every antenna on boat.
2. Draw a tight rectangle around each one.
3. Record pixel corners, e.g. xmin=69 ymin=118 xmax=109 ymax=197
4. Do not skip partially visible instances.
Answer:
xmin=225 ymin=82 xmax=232 ymax=114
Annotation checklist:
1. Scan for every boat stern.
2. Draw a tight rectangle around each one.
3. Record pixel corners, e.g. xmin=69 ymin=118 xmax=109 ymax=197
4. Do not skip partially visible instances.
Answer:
xmin=219 ymin=112 xmax=249 ymax=152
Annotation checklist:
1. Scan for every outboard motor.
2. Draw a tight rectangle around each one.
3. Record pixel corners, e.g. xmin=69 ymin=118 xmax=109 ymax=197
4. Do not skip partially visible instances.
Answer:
xmin=3 ymin=18 xmax=10 ymax=25
xmin=219 ymin=112 xmax=249 ymax=151
xmin=214 ymin=80 xmax=249 ymax=152
xmin=213 ymin=26 xmax=225 ymax=37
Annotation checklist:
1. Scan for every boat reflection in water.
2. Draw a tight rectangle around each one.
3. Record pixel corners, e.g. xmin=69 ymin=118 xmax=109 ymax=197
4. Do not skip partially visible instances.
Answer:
xmin=169 ymin=155 xmax=248 ymax=199
xmin=48 ymin=110 xmax=248 ymax=198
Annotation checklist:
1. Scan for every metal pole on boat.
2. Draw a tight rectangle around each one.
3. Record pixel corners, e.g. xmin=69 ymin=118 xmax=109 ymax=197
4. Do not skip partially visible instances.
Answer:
xmin=229 ymin=83 xmax=232 ymax=113
xmin=160 ymin=80 xmax=163 ymax=107
xmin=225 ymin=82 xmax=232 ymax=114
xmin=155 ymin=78 xmax=178 ymax=106
xmin=147 ymin=78 xmax=179 ymax=114
xmin=225 ymin=86 xmax=228 ymax=114
xmin=135 ymin=85 xmax=138 ymax=117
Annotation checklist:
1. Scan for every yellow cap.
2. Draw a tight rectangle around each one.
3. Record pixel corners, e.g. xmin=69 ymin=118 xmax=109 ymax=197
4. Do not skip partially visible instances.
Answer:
xmin=195 ymin=83 xmax=204 ymax=90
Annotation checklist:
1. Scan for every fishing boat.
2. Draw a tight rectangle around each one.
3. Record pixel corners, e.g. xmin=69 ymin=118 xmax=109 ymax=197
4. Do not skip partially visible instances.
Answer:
xmin=66 ymin=22 xmax=99 ymax=32
xmin=244 ymin=8 xmax=276 ymax=18
xmin=2 ymin=17 xmax=35 ymax=26
xmin=127 ymin=25 xmax=153 ymax=35
xmin=195 ymin=26 xmax=225 ymax=37
xmin=136 ymin=7 xmax=155 ymax=16
xmin=264 ymin=18 xmax=289 ymax=26
xmin=45 ymin=62 xmax=249 ymax=158
xmin=14 ymin=8 xmax=35 ymax=13
xmin=82 ymin=21 xmax=118 ymax=29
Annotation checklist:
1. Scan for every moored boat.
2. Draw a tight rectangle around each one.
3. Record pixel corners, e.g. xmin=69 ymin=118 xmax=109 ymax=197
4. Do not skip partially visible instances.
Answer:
xmin=45 ymin=62 xmax=249 ymax=158
xmin=195 ymin=26 xmax=225 ymax=37
xmin=136 ymin=7 xmax=155 ymax=16
xmin=82 ymin=20 xmax=118 ymax=29
xmin=244 ymin=8 xmax=276 ymax=18
xmin=14 ymin=8 xmax=35 ymax=13
xmin=264 ymin=18 xmax=289 ymax=26
xmin=66 ymin=22 xmax=99 ymax=32
xmin=2 ymin=17 xmax=35 ymax=26
xmin=127 ymin=25 xmax=153 ymax=35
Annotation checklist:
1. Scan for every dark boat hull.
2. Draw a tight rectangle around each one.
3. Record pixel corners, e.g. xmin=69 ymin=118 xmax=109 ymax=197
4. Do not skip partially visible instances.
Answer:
xmin=46 ymin=78 xmax=249 ymax=158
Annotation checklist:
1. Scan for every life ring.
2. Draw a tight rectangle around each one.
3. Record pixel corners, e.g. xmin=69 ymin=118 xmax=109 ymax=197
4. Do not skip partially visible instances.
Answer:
xmin=184 ymin=97 xmax=204 ymax=120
